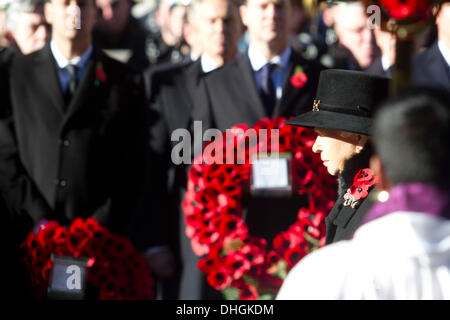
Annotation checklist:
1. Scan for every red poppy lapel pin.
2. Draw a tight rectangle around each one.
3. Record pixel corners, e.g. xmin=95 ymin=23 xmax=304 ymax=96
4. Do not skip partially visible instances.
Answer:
xmin=343 ymin=168 xmax=378 ymax=208
xmin=290 ymin=65 xmax=308 ymax=89
xmin=94 ymin=62 xmax=107 ymax=87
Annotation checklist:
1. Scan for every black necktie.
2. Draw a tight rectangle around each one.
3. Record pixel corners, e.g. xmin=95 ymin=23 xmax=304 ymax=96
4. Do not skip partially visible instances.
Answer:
xmin=64 ymin=64 xmax=79 ymax=108
xmin=260 ymin=63 xmax=276 ymax=117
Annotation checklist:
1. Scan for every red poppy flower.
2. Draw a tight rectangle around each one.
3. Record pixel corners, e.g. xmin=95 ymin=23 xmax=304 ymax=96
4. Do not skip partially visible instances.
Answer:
xmin=354 ymin=168 xmax=372 ymax=181
xmin=225 ymin=253 xmax=251 ymax=280
xmin=95 ymin=65 xmax=107 ymax=83
xmin=216 ymin=214 xmax=247 ymax=239
xmin=350 ymin=182 xmax=370 ymax=201
xmin=273 ymin=231 xmax=302 ymax=253
xmin=191 ymin=235 xmax=210 ymax=256
xmin=380 ymin=0 xmax=430 ymax=21
xmin=259 ymin=273 xmax=283 ymax=292
xmin=198 ymin=249 xmax=222 ymax=273
xmin=207 ymin=267 xmax=232 ymax=290
xmin=237 ymin=281 xmax=258 ymax=300
xmin=284 ymin=243 xmax=307 ymax=268
xmin=290 ymin=72 xmax=308 ymax=88
xmin=240 ymin=244 xmax=265 ymax=267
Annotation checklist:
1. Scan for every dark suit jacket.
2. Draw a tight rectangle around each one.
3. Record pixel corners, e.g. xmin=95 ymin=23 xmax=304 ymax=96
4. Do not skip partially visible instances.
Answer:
xmin=147 ymin=59 xmax=222 ymax=299
xmin=413 ymin=43 xmax=450 ymax=91
xmin=365 ymin=56 xmax=392 ymax=77
xmin=325 ymin=189 xmax=375 ymax=244
xmin=3 ymin=44 xmax=155 ymax=241
xmin=204 ymin=49 xmax=324 ymax=131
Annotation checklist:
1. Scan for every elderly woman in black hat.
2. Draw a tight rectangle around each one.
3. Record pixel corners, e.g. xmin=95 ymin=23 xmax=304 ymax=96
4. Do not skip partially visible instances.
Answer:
xmin=286 ymin=69 xmax=389 ymax=244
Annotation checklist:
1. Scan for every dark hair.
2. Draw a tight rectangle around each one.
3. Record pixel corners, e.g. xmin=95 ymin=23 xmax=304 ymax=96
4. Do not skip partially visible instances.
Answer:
xmin=373 ymin=87 xmax=450 ymax=189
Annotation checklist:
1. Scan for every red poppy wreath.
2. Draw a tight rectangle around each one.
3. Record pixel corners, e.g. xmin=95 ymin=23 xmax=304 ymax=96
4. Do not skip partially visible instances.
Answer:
xmin=21 ymin=218 xmax=155 ymax=300
xmin=182 ymin=117 xmax=337 ymax=300
xmin=378 ymin=0 xmax=431 ymax=21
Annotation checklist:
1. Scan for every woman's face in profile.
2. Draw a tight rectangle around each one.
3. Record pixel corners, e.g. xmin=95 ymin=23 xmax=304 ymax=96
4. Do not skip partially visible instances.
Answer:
xmin=312 ymin=128 xmax=366 ymax=176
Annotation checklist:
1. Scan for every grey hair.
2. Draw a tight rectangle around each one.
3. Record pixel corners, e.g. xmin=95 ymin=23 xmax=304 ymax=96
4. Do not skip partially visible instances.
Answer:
xmin=5 ymin=0 xmax=46 ymax=32
xmin=186 ymin=0 xmax=241 ymax=25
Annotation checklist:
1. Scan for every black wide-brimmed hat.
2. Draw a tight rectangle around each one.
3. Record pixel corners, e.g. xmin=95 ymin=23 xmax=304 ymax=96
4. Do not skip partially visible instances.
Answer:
xmin=286 ymin=69 xmax=389 ymax=135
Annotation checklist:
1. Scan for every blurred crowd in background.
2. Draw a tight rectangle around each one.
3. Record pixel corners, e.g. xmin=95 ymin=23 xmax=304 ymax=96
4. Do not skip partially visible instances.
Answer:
xmin=0 ymin=0 xmax=440 ymax=75
xmin=0 ymin=0 xmax=449 ymax=301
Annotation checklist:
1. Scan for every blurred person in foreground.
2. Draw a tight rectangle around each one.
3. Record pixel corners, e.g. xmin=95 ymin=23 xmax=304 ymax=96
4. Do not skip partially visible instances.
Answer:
xmin=285 ymin=69 xmax=389 ymax=244
xmin=146 ymin=0 xmax=244 ymax=300
xmin=413 ymin=1 xmax=450 ymax=91
xmin=278 ymin=87 xmax=450 ymax=299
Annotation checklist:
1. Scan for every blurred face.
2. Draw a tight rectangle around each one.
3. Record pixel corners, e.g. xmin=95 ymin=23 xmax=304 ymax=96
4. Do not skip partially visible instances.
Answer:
xmin=334 ymin=4 xmax=376 ymax=68
xmin=168 ymin=5 xmax=187 ymax=45
xmin=312 ymin=128 xmax=364 ymax=176
xmin=240 ymin=0 xmax=291 ymax=47
xmin=12 ymin=11 xmax=49 ymax=54
xmin=436 ymin=3 xmax=450 ymax=45
xmin=0 ymin=10 xmax=6 ymax=43
xmin=194 ymin=0 xmax=242 ymax=64
xmin=95 ymin=0 xmax=130 ymax=35
xmin=45 ymin=0 xmax=97 ymax=42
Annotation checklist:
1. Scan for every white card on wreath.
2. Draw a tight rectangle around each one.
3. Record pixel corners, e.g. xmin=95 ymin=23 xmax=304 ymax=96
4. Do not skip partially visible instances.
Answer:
xmin=48 ymin=255 xmax=89 ymax=300
xmin=251 ymin=154 xmax=292 ymax=194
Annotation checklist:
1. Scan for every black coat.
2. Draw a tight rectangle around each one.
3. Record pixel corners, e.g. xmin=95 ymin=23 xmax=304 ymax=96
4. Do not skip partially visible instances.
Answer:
xmin=413 ymin=42 xmax=450 ymax=91
xmin=325 ymin=189 xmax=375 ymax=244
xmin=204 ymin=49 xmax=324 ymax=131
xmin=147 ymin=59 xmax=221 ymax=299
xmin=2 ymin=44 xmax=154 ymax=241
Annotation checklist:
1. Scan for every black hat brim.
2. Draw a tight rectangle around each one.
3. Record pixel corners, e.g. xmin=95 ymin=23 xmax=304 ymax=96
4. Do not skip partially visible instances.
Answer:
xmin=285 ymin=111 xmax=372 ymax=136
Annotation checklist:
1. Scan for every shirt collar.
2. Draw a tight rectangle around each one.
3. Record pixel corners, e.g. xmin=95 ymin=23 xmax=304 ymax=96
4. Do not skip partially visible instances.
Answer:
xmin=200 ymin=53 xmax=220 ymax=73
xmin=381 ymin=55 xmax=391 ymax=72
xmin=50 ymin=41 xmax=93 ymax=70
xmin=248 ymin=45 xmax=292 ymax=72
xmin=438 ymin=41 xmax=450 ymax=68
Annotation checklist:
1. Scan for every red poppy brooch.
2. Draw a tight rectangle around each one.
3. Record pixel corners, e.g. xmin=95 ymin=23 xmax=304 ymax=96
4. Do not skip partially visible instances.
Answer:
xmin=290 ymin=66 xmax=308 ymax=88
xmin=95 ymin=62 xmax=107 ymax=87
xmin=343 ymin=168 xmax=378 ymax=208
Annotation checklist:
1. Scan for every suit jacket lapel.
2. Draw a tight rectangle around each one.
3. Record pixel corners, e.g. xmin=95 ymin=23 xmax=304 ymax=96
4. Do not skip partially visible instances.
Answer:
xmin=274 ymin=51 xmax=307 ymax=117
xmin=184 ymin=60 xmax=203 ymax=127
xmin=163 ymin=60 xmax=200 ymax=132
xmin=63 ymin=51 xmax=97 ymax=122
xmin=429 ymin=44 xmax=450 ymax=86
xmin=233 ymin=54 xmax=266 ymax=120
xmin=34 ymin=45 xmax=65 ymax=117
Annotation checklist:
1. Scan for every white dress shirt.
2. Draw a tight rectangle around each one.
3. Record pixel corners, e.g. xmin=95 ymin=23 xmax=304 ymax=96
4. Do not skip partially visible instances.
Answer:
xmin=438 ymin=41 xmax=450 ymax=68
xmin=277 ymin=212 xmax=450 ymax=300
xmin=200 ymin=53 xmax=220 ymax=73
xmin=381 ymin=55 xmax=392 ymax=72
xmin=50 ymin=41 xmax=93 ymax=93
xmin=248 ymin=45 xmax=292 ymax=100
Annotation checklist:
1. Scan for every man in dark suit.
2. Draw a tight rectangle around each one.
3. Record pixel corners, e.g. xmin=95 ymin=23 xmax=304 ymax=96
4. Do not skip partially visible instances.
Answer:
xmin=413 ymin=2 xmax=450 ymax=91
xmin=0 ymin=0 xmax=165 ymax=286
xmin=147 ymin=0 xmax=243 ymax=299
xmin=204 ymin=0 xmax=323 ymax=132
